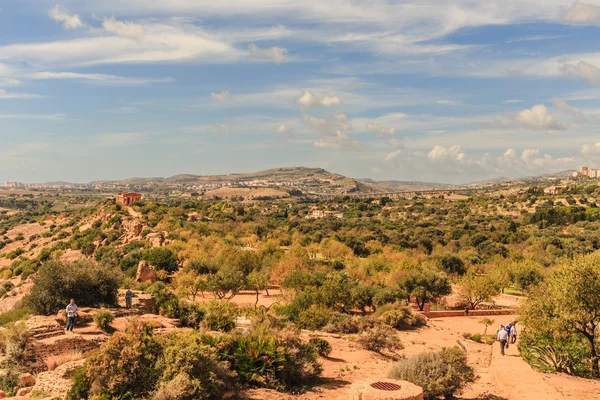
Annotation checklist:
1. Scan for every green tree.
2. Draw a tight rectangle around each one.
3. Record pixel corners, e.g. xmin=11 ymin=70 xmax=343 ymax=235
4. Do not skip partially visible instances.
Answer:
xmin=521 ymin=253 xmax=600 ymax=377
xmin=26 ymin=260 xmax=119 ymax=315
xmin=400 ymin=269 xmax=451 ymax=311
xmin=143 ymin=247 xmax=179 ymax=273
xmin=457 ymin=273 xmax=498 ymax=310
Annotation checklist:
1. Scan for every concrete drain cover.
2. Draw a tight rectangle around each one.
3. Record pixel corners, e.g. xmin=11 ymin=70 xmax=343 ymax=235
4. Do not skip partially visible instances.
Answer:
xmin=370 ymin=382 xmax=401 ymax=391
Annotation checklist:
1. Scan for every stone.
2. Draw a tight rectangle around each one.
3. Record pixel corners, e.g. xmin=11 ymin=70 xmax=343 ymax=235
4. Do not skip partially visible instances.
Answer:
xmin=136 ymin=260 xmax=157 ymax=283
xmin=17 ymin=386 xmax=33 ymax=397
xmin=18 ymin=372 xmax=36 ymax=387
xmin=0 ymin=390 xmax=6 ymax=398
xmin=146 ymin=233 xmax=164 ymax=248
xmin=351 ymin=379 xmax=423 ymax=400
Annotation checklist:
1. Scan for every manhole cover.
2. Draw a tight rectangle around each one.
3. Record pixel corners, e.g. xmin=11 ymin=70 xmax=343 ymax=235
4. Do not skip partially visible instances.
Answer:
xmin=370 ymin=382 xmax=401 ymax=391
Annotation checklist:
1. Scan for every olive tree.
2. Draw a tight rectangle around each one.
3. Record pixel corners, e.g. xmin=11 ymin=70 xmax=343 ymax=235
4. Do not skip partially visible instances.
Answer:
xmin=521 ymin=253 xmax=600 ymax=377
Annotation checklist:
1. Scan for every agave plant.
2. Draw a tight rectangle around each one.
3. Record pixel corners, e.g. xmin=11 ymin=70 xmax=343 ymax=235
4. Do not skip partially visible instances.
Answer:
xmin=528 ymin=344 xmax=571 ymax=374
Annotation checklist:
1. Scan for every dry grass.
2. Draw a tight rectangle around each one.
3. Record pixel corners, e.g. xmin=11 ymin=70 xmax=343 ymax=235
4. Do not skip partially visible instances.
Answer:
xmin=45 ymin=351 xmax=84 ymax=371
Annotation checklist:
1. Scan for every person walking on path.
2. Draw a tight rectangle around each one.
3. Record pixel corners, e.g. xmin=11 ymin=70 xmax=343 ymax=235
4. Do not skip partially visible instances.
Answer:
xmin=125 ymin=288 xmax=133 ymax=309
xmin=497 ymin=325 xmax=509 ymax=355
xmin=66 ymin=299 xmax=78 ymax=332
xmin=510 ymin=324 xmax=517 ymax=344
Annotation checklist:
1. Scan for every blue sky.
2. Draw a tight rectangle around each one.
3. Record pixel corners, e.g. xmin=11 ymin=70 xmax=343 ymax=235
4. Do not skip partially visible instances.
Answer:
xmin=1 ymin=1 xmax=600 ymax=184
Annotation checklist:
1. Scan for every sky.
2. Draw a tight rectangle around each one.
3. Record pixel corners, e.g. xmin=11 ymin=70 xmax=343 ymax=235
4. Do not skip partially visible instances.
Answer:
xmin=1 ymin=1 xmax=600 ymax=184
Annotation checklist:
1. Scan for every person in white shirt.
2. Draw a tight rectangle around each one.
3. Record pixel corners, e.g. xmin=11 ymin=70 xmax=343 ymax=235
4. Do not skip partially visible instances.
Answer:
xmin=510 ymin=324 xmax=517 ymax=344
xmin=66 ymin=299 xmax=78 ymax=332
xmin=497 ymin=325 xmax=509 ymax=355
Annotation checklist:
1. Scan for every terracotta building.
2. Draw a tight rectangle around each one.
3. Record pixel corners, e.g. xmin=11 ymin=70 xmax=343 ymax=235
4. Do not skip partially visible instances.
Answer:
xmin=116 ymin=192 xmax=142 ymax=206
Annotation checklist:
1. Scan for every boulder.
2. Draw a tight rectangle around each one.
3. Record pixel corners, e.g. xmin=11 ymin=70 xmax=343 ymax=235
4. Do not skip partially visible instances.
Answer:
xmin=351 ymin=379 xmax=423 ymax=400
xmin=16 ymin=386 xmax=33 ymax=397
xmin=18 ymin=372 xmax=36 ymax=387
xmin=136 ymin=261 xmax=157 ymax=283
xmin=146 ymin=233 xmax=164 ymax=248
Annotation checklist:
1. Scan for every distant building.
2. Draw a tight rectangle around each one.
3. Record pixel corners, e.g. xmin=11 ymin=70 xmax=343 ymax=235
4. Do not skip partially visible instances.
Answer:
xmin=544 ymin=186 xmax=566 ymax=195
xmin=577 ymin=166 xmax=599 ymax=178
xmin=116 ymin=192 xmax=142 ymax=206
xmin=2 ymin=182 xmax=23 ymax=189
xmin=307 ymin=210 xmax=343 ymax=219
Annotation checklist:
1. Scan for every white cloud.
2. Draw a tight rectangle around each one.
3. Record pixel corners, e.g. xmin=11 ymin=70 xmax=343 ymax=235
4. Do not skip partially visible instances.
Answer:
xmin=48 ymin=5 xmax=85 ymax=30
xmin=437 ymin=99 xmax=462 ymax=106
xmin=28 ymin=71 xmax=174 ymax=86
xmin=384 ymin=149 xmax=403 ymax=162
xmin=366 ymin=122 xmax=395 ymax=137
xmin=561 ymin=2 xmax=600 ymax=25
xmin=102 ymin=17 xmax=145 ymax=38
xmin=248 ymin=43 xmax=287 ymax=64
xmin=503 ymin=99 xmax=524 ymax=104
xmin=215 ymin=124 xmax=231 ymax=133
xmin=551 ymin=98 xmax=583 ymax=116
xmin=515 ymin=104 xmax=565 ymax=130
xmin=582 ymin=142 xmax=600 ymax=156
xmin=0 ymin=78 xmax=20 ymax=86
xmin=274 ymin=124 xmax=294 ymax=137
xmin=386 ymin=137 xmax=404 ymax=149
xmin=0 ymin=22 xmax=241 ymax=66
xmin=428 ymin=144 xmax=466 ymax=163
xmin=561 ymin=61 xmax=600 ymax=84
xmin=210 ymin=90 xmax=233 ymax=102
xmin=94 ymin=132 xmax=148 ymax=147
xmin=303 ymin=113 xmax=362 ymax=151
xmin=0 ymin=113 xmax=66 ymax=120
xmin=297 ymin=91 xmax=342 ymax=107
xmin=0 ymin=89 xmax=42 ymax=99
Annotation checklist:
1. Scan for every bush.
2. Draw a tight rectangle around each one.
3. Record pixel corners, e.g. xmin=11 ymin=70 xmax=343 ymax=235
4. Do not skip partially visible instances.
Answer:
xmin=296 ymin=304 xmax=334 ymax=330
xmin=143 ymin=248 xmax=178 ymax=273
xmin=202 ymin=300 xmax=238 ymax=332
xmin=224 ymin=327 xmax=322 ymax=390
xmin=0 ymin=321 xmax=32 ymax=366
xmin=25 ymin=260 xmax=119 ymax=315
xmin=0 ymin=308 xmax=29 ymax=327
xmin=178 ymin=304 xmax=206 ymax=329
xmin=0 ymin=368 xmax=20 ymax=396
xmin=78 ymin=320 xmax=162 ymax=399
xmin=357 ymin=326 xmax=403 ymax=353
xmin=378 ymin=305 xmax=426 ymax=330
xmin=309 ymin=338 xmax=332 ymax=357
xmin=94 ymin=309 xmax=115 ymax=332
xmin=155 ymin=332 xmax=238 ymax=400
xmin=389 ymin=347 xmax=475 ymax=400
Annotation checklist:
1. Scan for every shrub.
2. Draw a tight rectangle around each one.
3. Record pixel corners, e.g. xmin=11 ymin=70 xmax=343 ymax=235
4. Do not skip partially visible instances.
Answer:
xmin=224 ymin=327 xmax=322 ymax=390
xmin=389 ymin=347 xmax=475 ymax=400
xmin=296 ymin=304 xmax=334 ymax=330
xmin=471 ymin=333 xmax=482 ymax=343
xmin=0 ymin=321 xmax=31 ymax=366
xmin=378 ymin=305 xmax=426 ymax=330
xmin=202 ymin=300 xmax=238 ymax=332
xmin=309 ymin=338 xmax=332 ymax=357
xmin=94 ymin=309 xmax=115 ymax=332
xmin=178 ymin=304 xmax=206 ymax=329
xmin=78 ymin=320 xmax=162 ymax=399
xmin=25 ymin=260 xmax=119 ymax=315
xmin=357 ymin=326 xmax=403 ymax=354
xmin=143 ymin=248 xmax=178 ymax=273
xmin=66 ymin=367 xmax=92 ymax=400
xmin=0 ymin=368 xmax=20 ymax=396
xmin=155 ymin=332 xmax=238 ymax=400
xmin=0 ymin=308 xmax=29 ymax=327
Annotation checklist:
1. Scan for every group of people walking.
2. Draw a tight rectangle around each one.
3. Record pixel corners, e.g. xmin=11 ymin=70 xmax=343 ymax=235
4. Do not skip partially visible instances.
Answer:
xmin=497 ymin=323 xmax=517 ymax=355
xmin=64 ymin=289 xmax=134 ymax=333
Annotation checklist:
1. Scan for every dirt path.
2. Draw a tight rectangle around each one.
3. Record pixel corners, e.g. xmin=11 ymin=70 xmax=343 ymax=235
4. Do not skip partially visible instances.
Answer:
xmin=490 ymin=337 xmax=564 ymax=400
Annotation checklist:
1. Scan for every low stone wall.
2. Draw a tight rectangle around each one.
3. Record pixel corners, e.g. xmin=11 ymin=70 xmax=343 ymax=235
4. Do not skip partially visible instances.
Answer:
xmin=423 ymin=309 xmax=515 ymax=318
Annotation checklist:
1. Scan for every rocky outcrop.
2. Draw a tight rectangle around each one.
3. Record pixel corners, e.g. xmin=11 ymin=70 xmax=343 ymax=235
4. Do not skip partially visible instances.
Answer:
xmin=136 ymin=261 xmax=157 ymax=283
xmin=147 ymin=232 xmax=165 ymax=248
